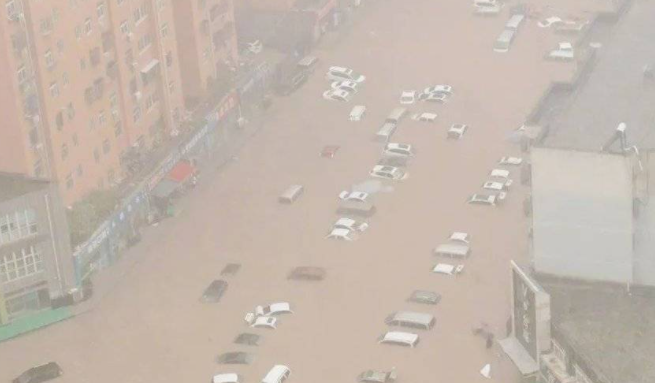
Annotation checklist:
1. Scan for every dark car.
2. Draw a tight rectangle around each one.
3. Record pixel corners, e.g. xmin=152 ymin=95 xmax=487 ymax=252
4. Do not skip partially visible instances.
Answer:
xmin=13 ymin=362 xmax=63 ymax=383
xmin=276 ymin=71 xmax=308 ymax=96
xmin=216 ymin=352 xmax=254 ymax=365
xmin=200 ymin=280 xmax=228 ymax=303
xmin=288 ymin=266 xmax=326 ymax=281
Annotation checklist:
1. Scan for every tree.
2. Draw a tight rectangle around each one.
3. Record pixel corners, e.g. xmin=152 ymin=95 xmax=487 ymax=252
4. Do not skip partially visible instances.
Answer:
xmin=67 ymin=189 xmax=119 ymax=247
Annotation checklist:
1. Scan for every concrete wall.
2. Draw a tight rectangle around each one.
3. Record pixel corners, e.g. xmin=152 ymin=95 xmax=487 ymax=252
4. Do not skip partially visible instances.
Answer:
xmin=633 ymin=152 xmax=655 ymax=285
xmin=531 ymin=148 xmax=634 ymax=284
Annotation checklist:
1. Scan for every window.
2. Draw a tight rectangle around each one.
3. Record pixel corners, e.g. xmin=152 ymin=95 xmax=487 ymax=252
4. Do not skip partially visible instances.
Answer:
xmin=107 ymin=169 xmax=115 ymax=184
xmin=40 ymin=17 xmax=53 ymax=35
xmin=49 ymin=82 xmax=59 ymax=98
xmin=137 ymin=33 xmax=152 ymax=52
xmin=145 ymin=92 xmax=158 ymax=111
xmin=84 ymin=17 xmax=92 ymax=34
xmin=56 ymin=111 xmax=64 ymax=130
xmin=56 ymin=39 xmax=64 ymax=52
xmin=80 ymin=58 xmax=86 ymax=70
xmin=72 ymin=132 xmax=79 ymax=146
xmin=132 ymin=105 xmax=141 ymax=122
xmin=61 ymin=143 xmax=68 ymax=159
xmin=156 ymin=0 xmax=166 ymax=10
xmin=76 ymin=164 xmax=83 ymax=177
xmin=168 ymin=81 xmax=174 ymax=94
xmin=133 ymin=3 xmax=148 ymax=24
xmin=160 ymin=22 xmax=168 ymax=38
xmin=75 ymin=25 xmax=82 ymax=40
xmin=52 ymin=7 xmax=60 ymax=23
xmin=89 ymin=116 xmax=96 ymax=130
xmin=0 ymin=210 xmax=38 ymax=245
xmin=120 ymin=20 xmax=129 ymax=34
xmin=0 ymin=245 xmax=44 ymax=283
xmin=6 ymin=0 xmax=17 ymax=17
xmin=103 ymin=139 xmax=110 ymax=154
xmin=98 ymin=110 xmax=106 ymax=125
xmin=93 ymin=148 xmax=100 ymax=163
xmin=62 ymin=72 xmax=69 ymax=86
xmin=65 ymin=173 xmax=74 ymax=189
xmin=45 ymin=49 xmax=54 ymax=69
xmin=33 ymin=159 xmax=43 ymax=177
xmin=66 ymin=102 xmax=75 ymax=119
xmin=109 ymin=91 xmax=117 ymax=108
xmin=166 ymin=51 xmax=172 ymax=67
xmin=114 ymin=121 xmax=123 ymax=137
xmin=97 ymin=2 xmax=105 ymax=18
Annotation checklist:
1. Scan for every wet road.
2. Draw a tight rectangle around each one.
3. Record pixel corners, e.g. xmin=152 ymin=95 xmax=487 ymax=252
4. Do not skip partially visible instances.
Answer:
xmin=0 ymin=0 xmax=598 ymax=382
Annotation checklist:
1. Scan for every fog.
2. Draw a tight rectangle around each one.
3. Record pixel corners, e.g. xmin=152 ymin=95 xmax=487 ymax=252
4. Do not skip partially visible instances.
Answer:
xmin=0 ymin=0 xmax=649 ymax=383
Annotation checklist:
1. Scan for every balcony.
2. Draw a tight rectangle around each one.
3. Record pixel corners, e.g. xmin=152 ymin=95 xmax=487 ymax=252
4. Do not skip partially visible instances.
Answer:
xmin=540 ymin=353 xmax=578 ymax=383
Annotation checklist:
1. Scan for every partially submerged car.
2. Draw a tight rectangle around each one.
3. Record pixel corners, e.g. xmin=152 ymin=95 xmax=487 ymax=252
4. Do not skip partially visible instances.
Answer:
xmin=234 ymin=332 xmax=262 ymax=346
xmin=213 ymin=373 xmax=240 ymax=383
xmin=385 ymin=311 xmax=436 ymax=330
xmin=448 ymin=124 xmax=468 ymax=139
xmin=411 ymin=112 xmax=438 ymax=122
xmin=432 ymin=263 xmax=465 ymax=276
xmin=384 ymin=143 xmax=414 ymax=158
xmin=216 ymin=352 xmax=254 ymax=365
xmin=482 ymin=181 xmax=509 ymax=200
xmin=538 ymin=16 xmax=563 ymax=28
xmin=467 ymin=193 xmax=497 ymax=206
xmin=331 ymin=80 xmax=359 ymax=93
xmin=449 ymin=231 xmax=471 ymax=244
xmin=399 ymin=91 xmax=417 ymax=105
xmin=377 ymin=156 xmax=409 ymax=168
xmin=200 ymin=280 xmax=228 ymax=303
xmin=333 ymin=217 xmax=369 ymax=232
xmin=369 ymin=165 xmax=407 ymax=181
xmin=546 ymin=42 xmax=574 ymax=61
xmin=423 ymin=85 xmax=453 ymax=95
xmin=418 ymin=92 xmax=448 ymax=103
xmin=339 ymin=190 xmax=369 ymax=203
xmin=326 ymin=227 xmax=358 ymax=241
xmin=323 ymin=89 xmax=353 ymax=102
xmin=358 ymin=368 xmax=397 ymax=383
xmin=287 ymin=266 xmax=326 ymax=281
xmin=321 ymin=145 xmax=340 ymax=158
xmin=408 ymin=290 xmax=442 ymax=305
xmin=489 ymin=168 xmax=513 ymax=185
xmin=378 ymin=331 xmax=420 ymax=347
xmin=498 ymin=156 xmax=523 ymax=166
xmin=245 ymin=313 xmax=278 ymax=329
xmin=13 ymin=362 xmax=63 ymax=383
xmin=350 ymin=105 xmax=366 ymax=121
xmin=255 ymin=302 xmax=293 ymax=316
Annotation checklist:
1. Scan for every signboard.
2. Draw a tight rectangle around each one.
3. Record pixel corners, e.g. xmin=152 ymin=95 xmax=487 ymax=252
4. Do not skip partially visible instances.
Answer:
xmin=510 ymin=261 xmax=551 ymax=362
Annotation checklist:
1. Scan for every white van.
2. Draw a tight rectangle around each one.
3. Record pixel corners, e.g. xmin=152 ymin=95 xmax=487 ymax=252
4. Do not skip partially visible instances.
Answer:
xmin=279 ymin=185 xmax=303 ymax=204
xmin=433 ymin=243 xmax=471 ymax=258
xmin=349 ymin=105 xmax=366 ymax=121
xmin=376 ymin=122 xmax=397 ymax=142
xmin=386 ymin=107 xmax=408 ymax=124
xmin=262 ymin=365 xmax=291 ymax=383
xmin=494 ymin=30 xmax=515 ymax=53
xmin=506 ymin=14 xmax=525 ymax=30
xmin=378 ymin=331 xmax=420 ymax=347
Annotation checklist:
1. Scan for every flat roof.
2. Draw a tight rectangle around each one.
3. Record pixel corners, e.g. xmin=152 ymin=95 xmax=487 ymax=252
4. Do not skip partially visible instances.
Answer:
xmin=0 ymin=172 xmax=50 ymax=203
xmin=541 ymin=0 xmax=655 ymax=151
xmin=539 ymin=278 xmax=655 ymax=383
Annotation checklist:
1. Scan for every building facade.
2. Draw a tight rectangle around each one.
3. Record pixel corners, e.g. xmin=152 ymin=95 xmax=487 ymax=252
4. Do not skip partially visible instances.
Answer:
xmin=172 ymin=0 xmax=239 ymax=107
xmin=0 ymin=173 xmax=73 ymax=325
xmin=0 ymin=0 xmax=190 ymax=205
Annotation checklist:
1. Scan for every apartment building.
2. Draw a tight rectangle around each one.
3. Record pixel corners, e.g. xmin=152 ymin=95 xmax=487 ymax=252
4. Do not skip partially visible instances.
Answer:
xmin=172 ymin=0 xmax=238 ymax=106
xmin=0 ymin=0 xmax=185 ymax=205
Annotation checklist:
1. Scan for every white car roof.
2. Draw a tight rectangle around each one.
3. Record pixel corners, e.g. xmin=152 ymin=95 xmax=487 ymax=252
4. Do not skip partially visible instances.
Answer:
xmin=330 ymin=228 xmax=352 ymax=237
xmin=329 ymin=66 xmax=350 ymax=73
xmin=213 ymin=373 xmax=239 ymax=383
xmin=269 ymin=302 xmax=291 ymax=311
xmin=335 ymin=217 xmax=356 ymax=226
xmin=559 ymin=42 xmax=573 ymax=50
xmin=386 ymin=143 xmax=410 ymax=150
xmin=449 ymin=232 xmax=470 ymax=243
xmin=373 ymin=165 xmax=397 ymax=172
xmin=254 ymin=316 xmax=276 ymax=326
xmin=483 ymin=181 xmax=504 ymax=189
xmin=402 ymin=90 xmax=416 ymax=95
xmin=490 ymin=169 xmax=510 ymax=178
xmin=433 ymin=263 xmax=456 ymax=274
xmin=420 ymin=112 xmax=438 ymax=118
xmin=381 ymin=331 xmax=419 ymax=343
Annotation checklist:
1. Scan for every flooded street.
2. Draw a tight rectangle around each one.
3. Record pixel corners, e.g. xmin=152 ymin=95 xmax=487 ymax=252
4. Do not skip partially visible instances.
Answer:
xmin=0 ymin=0 xmax=597 ymax=382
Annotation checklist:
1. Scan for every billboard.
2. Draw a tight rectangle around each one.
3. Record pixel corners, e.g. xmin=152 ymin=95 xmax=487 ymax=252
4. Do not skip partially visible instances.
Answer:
xmin=511 ymin=261 xmax=551 ymax=362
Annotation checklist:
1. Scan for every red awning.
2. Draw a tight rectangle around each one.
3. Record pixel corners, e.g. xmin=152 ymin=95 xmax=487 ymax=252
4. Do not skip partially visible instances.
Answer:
xmin=167 ymin=160 xmax=195 ymax=183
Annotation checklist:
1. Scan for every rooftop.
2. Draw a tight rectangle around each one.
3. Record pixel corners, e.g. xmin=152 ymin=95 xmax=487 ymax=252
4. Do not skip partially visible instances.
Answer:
xmin=0 ymin=172 xmax=50 ymax=203
xmin=540 ymin=278 xmax=655 ymax=383
xmin=541 ymin=0 xmax=655 ymax=151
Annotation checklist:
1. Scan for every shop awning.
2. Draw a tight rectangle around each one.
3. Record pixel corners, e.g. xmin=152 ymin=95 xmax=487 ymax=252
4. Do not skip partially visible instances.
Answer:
xmin=151 ymin=178 xmax=179 ymax=199
xmin=167 ymin=160 xmax=195 ymax=183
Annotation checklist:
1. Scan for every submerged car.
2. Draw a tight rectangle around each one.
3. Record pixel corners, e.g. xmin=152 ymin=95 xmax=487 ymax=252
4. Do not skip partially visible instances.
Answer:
xmin=255 ymin=302 xmax=293 ymax=316
xmin=467 ymin=193 xmax=497 ymax=206
xmin=383 ymin=143 xmax=414 ymax=157
xmin=216 ymin=352 xmax=254 ymax=365
xmin=200 ymin=280 xmax=228 ymax=303
xmin=326 ymin=228 xmax=358 ymax=241
xmin=418 ymin=92 xmax=448 ymax=103
xmin=358 ymin=368 xmax=397 ymax=383
xmin=333 ymin=217 xmax=369 ymax=232
xmin=13 ymin=362 xmax=63 ymax=383
xmin=323 ymin=89 xmax=353 ymax=102
xmin=422 ymin=85 xmax=453 ymax=95
xmin=432 ymin=263 xmax=465 ymax=276
xmin=369 ymin=165 xmax=407 ymax=181
xmin=339 ymin=190 xmax=369 ymax=203
xmin=287 ymin=266 xmax=326 ymax=281
xmin=448 ymin=124 xmax=468 ymax=139
xmin=408 ymin=290 xmax=442 ymax=305
xmin=498 ymin=156 xmax=523 ymax=166
xmin=411 ymin=112 xmax=438 ymax=122
xmin=400 ymin=91 xmax=417 ymax=104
